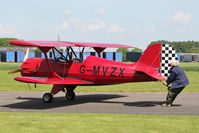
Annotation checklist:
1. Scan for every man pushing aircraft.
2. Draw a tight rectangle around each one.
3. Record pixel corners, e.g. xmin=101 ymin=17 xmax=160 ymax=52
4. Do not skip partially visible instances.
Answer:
xmin=162 ymin=60 xmax=189 ymax=107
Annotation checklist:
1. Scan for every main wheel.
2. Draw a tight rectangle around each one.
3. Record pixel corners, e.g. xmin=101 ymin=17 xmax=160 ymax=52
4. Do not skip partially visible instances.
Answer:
xmin=66 ymin=91 xmax=76 ymax=100
xmin=42 ymin=93 xmax=53 ymax=103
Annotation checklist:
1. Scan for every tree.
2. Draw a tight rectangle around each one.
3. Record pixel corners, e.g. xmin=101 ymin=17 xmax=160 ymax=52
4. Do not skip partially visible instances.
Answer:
xmin=0 ymin=38 xmax=18 ymax=47
xmin=116 ymin=48 xmax=129 ymax=61
xmin=130 ymin=48 xmax=143 ymax=52
xmin=34 ymin=47 xmax=41 ymax=52
xmin=59 ymin=48 xmax=64 ymax=52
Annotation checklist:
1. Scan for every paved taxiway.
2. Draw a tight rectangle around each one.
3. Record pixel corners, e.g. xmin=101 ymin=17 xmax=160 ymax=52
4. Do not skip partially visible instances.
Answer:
xmin=0 ymin=91 xmax=198 ymax=115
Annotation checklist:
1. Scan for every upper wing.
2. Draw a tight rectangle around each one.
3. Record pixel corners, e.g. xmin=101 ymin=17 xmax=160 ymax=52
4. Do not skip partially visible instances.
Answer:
xmin=14 ymin=76 xmax=94 ymax=85
xmin=9 ymin=40 xmax=74 ymax=47
xmin=66 ymin=42 xmax=135 ymax=48
xmin=9 ymin=40 xmax=134 ymax=48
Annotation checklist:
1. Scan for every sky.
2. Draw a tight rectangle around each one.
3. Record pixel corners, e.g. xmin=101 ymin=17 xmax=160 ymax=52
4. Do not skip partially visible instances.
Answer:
xmin=0 ymin=0 xmax=199 ymax=50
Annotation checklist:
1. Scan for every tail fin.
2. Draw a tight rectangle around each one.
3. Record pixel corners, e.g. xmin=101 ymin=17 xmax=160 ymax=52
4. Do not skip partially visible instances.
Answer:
xmin=134 ymin=43 xmax=178 ymax=80
xmin=136 ymin=43 xmax=162 ymax=69
xmin=134 ymin=43 xmax=164 ymax=80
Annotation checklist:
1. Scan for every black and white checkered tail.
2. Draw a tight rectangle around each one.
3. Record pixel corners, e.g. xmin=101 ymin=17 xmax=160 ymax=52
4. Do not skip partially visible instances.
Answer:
xmin=161 ymin=44 xmax=178 ymax=78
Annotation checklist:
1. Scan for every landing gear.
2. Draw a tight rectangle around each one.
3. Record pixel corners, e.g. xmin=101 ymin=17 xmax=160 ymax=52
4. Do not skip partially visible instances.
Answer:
xmin=42 ymin=85 xmax=77 ymax=103
xmin=42 ymin=93 xmax=53 ymax=103
xmin=65 ymin=91 xmax=76 ymax=100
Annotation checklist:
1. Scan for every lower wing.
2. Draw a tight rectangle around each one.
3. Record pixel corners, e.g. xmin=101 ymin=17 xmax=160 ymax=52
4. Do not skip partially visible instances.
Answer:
xmin=14 ymin=76 xmax=94 ymax=85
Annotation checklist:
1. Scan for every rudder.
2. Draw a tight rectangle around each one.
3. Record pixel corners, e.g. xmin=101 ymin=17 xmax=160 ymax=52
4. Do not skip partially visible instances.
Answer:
xmin=134 ymin=43 xmax=178 ymax=80
xmin=135 ymin=43 xmax=162 ymax=69
xmin=133 ymin=43 xmax=163 ymax=80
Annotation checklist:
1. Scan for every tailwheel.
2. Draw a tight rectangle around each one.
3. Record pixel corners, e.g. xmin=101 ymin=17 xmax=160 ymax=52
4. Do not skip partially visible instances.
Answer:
xmin=65 ymin=91 xmax=76 ymax=100
xmin=43 ymin=93 xmax=53 ymax=103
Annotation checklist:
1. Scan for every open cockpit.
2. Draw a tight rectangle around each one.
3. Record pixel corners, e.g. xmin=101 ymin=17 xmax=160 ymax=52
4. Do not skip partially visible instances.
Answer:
xmin=50 ymin=47 xmax=85 ymax=63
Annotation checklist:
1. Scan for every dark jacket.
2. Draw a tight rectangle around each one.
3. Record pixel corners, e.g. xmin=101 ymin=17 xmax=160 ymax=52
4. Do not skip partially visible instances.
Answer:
xmin=166 ymin=66 xmax=189 ymax=90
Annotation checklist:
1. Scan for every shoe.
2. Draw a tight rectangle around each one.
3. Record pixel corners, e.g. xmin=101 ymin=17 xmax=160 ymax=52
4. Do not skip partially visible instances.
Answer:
xmin=161 ymin=103 xmax=171 ymax=107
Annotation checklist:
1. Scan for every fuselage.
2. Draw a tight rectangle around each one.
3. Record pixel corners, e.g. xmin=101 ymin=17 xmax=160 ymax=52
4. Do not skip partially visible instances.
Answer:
xmin=20 ymin=56 xmax=157 ymax=85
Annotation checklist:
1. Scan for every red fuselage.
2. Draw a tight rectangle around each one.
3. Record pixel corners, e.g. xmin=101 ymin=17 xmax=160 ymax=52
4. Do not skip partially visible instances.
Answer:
xmin=21 ymin=56 xmax=157 ymax=85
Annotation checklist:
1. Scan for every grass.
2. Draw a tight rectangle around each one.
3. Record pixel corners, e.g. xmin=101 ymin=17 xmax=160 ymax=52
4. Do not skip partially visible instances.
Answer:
xmin=0 ymin=112 xmax=198 ymax=133
xmin=180 ymin=62 xmax=199 ymax=71
xmin=0 ymin=62 xmax=199 ymax=92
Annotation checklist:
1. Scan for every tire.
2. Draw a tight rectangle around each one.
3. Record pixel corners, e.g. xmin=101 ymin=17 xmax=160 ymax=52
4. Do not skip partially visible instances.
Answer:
xmin=42 ymin=93 xmax=53 ymax=103
xmin=66 ymin=91 xmax=76 ymax=100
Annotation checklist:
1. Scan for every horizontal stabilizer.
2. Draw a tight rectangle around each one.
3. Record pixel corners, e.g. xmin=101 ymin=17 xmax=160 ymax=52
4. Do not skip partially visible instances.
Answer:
xmin=134 ymin=66 xmax=165 ymax=80
xmin=14 ymin=76 xmax=94 ymax=85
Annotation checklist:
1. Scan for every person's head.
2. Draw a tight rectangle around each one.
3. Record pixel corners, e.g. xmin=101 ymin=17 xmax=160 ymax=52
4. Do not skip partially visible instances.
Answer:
xmin=169 ymin=60 xmax=179 ymax=67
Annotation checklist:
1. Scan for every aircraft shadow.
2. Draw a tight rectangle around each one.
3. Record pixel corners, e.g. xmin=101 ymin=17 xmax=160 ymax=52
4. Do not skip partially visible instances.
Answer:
xmin=2 ymin=94 xmax=181 ymax=110
xmin=124 ymin=101 xmax=163 ymax=107
xmin=2 ymin=94 xmax=125 ymax=110
xmin=124 ymin=101 xmax=181 ymax=107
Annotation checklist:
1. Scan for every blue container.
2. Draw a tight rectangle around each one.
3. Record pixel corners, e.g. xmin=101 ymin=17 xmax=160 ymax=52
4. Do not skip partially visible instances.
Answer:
xmin=126 ymin=52 xmax=142 ymax=62
xmin=106 ymin=52 xmax=113 ymax=60
xmin=28 ymin=52 xmax=35 ymax=58
xmin=55 ymin=52 xmax=61 ymax=58
xmin=116 ymin=52 xmax=122 ymax=62
xmin=42 ymin=52 xmax=50 ymax=58
xmin=0 ymin=52 xmax=6 ymax=62
xmin=42 ymin=53 xmax=45 ymax=58
xmin=83 ymin=52 xmax=90 ymax=60
xmin=102 ymin=52 xmax=106 ymax=58
xmin=17 ymin=52 xmax=25 ymax=62
xmin=100 ymin=52 xmax=103 ymax=57
xmin=49 ymin=52 xmax=53 ymax=59
xmin=6 ymin=51 xmax=15 ymax=62
xmin=90 ymin=52 xmax=96 ymax=56
xmin=62 ymin=52 xmax=68 ymax=60
xmin=73 ymin=52 xmax=79 ymax=58
xmin=177 ymin=52 xmax=180 ymax=62
xmin=35 ymin=52 xmax=42 ymax=58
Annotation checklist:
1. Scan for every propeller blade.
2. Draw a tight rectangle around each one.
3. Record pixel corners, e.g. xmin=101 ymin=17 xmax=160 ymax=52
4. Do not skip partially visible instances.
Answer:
xmin=24 ymin=48 xmax=30 ymax=61
xmin=8 ymin=69 xmax=21 ymax=74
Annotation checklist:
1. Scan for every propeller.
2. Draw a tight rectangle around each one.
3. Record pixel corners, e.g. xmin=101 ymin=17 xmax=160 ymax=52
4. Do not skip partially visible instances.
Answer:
xmin=8 ymin=48 xmax=30 ymax=74
xmin=8 ymin=69 xmax=21 ymax=74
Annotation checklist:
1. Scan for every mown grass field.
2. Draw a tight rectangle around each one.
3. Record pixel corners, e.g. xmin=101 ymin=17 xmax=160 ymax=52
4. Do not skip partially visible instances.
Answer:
xmin=0 ymin=112 xmax=199 ymax=133
xmin=0 ymin=62 xmax=198 ymax=92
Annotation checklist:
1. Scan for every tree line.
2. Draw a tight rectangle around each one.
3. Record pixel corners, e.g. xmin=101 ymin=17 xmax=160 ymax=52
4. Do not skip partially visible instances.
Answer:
xmin=150 ymin=40 xmax=199 ymax=53
xmin=0 ymin=38 xmax=18 ymax=47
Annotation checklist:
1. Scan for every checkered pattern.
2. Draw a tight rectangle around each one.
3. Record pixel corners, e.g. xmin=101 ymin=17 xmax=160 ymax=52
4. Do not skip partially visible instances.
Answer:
xmin=161 ymin=44 xmax=178 ymax=78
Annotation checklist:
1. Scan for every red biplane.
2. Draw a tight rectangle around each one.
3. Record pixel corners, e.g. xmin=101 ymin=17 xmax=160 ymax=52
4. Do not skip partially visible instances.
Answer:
xmin=9 ymin=40 xmax=165 ymax=103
